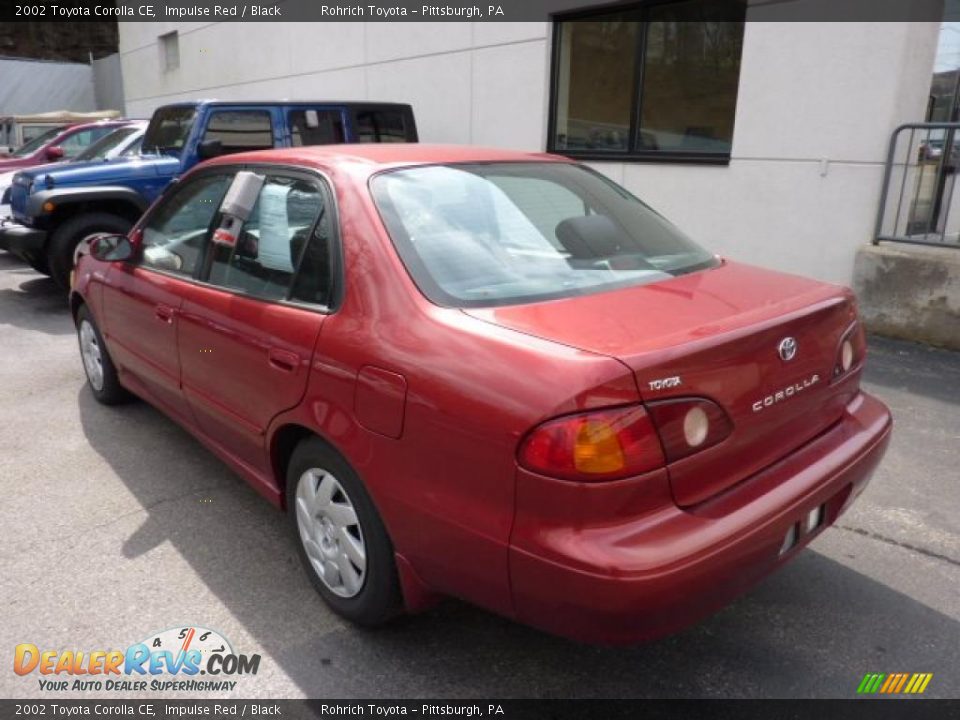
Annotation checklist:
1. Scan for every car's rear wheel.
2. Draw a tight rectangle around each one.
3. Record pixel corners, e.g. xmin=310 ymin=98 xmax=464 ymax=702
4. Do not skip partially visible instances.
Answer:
xmin=76 ymin=305 xmax=130 ymax=405
xmin=49 ymin=212 xmax=132 ymax=290
xmin=287 ymin=437 xmax=401 ymax=625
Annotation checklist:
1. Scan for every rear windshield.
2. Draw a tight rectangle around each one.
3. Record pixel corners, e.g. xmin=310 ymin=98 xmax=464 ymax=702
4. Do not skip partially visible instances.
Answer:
xmin=370 ymin=162 xmax=718 ymax=308
xmin=11 ymin=126 xmax=65 ymax=158
xmin=143 ymin=106 xmax=197 ymax=156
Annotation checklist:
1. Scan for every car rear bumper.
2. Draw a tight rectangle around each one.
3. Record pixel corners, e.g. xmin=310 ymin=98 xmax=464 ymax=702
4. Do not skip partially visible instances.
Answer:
xmin=509 ymin=391 xmax=892 ymax=645
xmin=0 ymin=220 xmax=46 ymax=261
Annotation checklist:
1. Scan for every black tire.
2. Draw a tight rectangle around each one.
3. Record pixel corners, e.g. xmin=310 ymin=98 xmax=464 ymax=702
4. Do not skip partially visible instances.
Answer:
xmin=75 ymin=304 xmax=131 ymax=405
xmin=26 ymin=253 xmax=51 ymax=276
xmin=287 ymin=437 xmax=401 ymax=626
xmin=49 ymin=212 xmax=132 ymax=290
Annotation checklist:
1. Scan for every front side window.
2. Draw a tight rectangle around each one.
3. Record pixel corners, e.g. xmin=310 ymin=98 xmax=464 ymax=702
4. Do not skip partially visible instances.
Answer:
xmin=139 ymin=173 xmax=234 ymax=276
xmin=58 ymin=127 xmax=116 ymax=159
xmin=142 ymin=106 xmax=197 ymax=156
xmin=371 ymin=162 xmax=718 ymax=308
xmin=11 ymin=126 xmax=65 ymax=157
xmin=207 ymin=176 xmax=324 ymax=302
xmin=550 ymin=0 xmax=745 ymax=161
xmin=75 ymin=126 xmax=139 ymax=162
xmin=202 ymin=111 xmax=274 ymax=155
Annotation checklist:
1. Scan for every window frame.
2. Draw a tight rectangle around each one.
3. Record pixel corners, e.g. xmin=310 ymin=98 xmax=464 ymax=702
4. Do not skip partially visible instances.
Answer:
xmin=130 ymin=163 xmax=344 ymax=314
xmin=546 ymin=0 xmax=745 ymax=165
xmin=159 ymin=31 xmax=179 ymax=73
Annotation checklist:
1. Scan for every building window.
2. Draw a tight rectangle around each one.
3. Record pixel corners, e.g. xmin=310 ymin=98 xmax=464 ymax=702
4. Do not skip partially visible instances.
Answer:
xmin=549 ymin=0 xmax=746 ymax=162
xmin=160 ymin=31 xmax=179 ymax=73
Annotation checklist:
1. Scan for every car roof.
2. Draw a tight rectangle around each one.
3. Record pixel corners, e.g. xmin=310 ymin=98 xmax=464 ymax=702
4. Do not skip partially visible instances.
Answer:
xmin=161 ymin=100 xmax=414 ymax=110
xmin=57 ymin=120 xmax=137 ymax=133
xmin=203 ymin=144 xmax=568 ymax=175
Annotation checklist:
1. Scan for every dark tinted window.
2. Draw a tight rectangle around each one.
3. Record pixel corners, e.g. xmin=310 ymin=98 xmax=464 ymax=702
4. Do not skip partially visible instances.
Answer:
xmin=551 ymin=0 xmax=745 ymax=160
xmin=355 ymin=109 xmax=410 ymax=143
xmin=202 ymin=111 xmax=274 ymax=154
xmin=289 ymin=110 xmax=345 ymax=146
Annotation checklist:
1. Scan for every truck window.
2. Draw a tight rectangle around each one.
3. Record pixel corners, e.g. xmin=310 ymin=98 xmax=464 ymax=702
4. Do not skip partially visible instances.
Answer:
xmin=289 ymin=110 xmax=345 ymax=146
xmin=143 ymin=106 xmax=197 ymax=156
xmin=202 ymin=111 xmax=274 ymax=154
xmin=355 ymin=110 xmax=410 ymax=143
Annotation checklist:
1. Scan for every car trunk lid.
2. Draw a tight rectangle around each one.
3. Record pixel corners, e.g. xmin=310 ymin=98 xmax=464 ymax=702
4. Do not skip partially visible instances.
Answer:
xmin=464 ymin=261 xmax=861 ymax=506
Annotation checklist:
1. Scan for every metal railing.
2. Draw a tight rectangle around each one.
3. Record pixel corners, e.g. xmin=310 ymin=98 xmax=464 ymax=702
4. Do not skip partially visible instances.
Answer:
xmin=875 ymin=122 xmax=960 ymax=248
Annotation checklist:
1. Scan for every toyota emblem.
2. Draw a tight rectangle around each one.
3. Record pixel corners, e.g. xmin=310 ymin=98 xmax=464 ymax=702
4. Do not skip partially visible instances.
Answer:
xmin=778 ymin=337 xmax=798 ymax=362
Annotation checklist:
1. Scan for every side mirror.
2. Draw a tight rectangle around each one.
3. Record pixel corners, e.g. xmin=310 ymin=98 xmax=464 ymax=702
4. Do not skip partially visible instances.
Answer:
xmin=46 ymin=146 xmax=65 ymax=161
xmin=197 ymin=139 xmax=223 ymax=160
xmin=89 ymin=233 xmax=135 ymax=262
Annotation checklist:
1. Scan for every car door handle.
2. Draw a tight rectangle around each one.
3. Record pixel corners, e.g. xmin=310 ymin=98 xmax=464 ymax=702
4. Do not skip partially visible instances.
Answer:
xmin=268 ymin=348 xmax=299 ymax=373
xmin=155 ymin=304 xmax=175 ymax=323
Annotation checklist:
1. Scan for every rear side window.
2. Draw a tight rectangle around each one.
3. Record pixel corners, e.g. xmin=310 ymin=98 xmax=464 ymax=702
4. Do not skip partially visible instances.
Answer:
xmin=289 ymin=110 xmax=345 ymax=146
xmin=355 ymin=109 xmax=410 ymax=143
xmin=207 ymin=176 xmax=324 ymax=302
xmin=202 ymin=111 xmax=274 ymax=154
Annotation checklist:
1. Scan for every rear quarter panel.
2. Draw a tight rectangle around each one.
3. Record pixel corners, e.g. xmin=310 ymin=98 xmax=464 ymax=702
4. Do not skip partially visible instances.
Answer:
xmin=267 ymin=164 xmax=641 ymax=617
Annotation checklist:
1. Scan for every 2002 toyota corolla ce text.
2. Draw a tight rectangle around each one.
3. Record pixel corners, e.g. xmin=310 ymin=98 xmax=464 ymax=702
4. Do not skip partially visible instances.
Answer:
xmin=70 ymin=145 xmax=892 ymax=644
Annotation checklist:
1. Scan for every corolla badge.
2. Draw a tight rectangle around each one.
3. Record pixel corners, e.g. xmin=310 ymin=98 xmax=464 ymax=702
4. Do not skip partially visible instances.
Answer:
xmin=778 ymin=337 xmax=798 ymax=362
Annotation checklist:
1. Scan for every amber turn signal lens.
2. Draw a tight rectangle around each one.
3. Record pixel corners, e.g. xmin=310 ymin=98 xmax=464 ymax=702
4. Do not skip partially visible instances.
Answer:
xmin=519 ymin=405 xmax=665 ymax=482
xmin=573 ymin=420 xmax=624 ymax=474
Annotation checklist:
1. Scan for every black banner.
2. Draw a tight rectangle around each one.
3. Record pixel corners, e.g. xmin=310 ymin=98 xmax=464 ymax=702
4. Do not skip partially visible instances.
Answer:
xmin=0 ymin=0 xmax=951 ymax=23
xmin=2 ymin=700 xmax=959 ymax=719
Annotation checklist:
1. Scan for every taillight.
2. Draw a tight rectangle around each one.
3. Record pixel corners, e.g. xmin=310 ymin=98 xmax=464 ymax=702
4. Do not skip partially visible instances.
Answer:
xmin=645 ymin=398 xmax=733 ymax=463
xmin=833 ymin=321 xmax=866 ymax=380
xmin=518 ymin=405 xmax=665 ymax=481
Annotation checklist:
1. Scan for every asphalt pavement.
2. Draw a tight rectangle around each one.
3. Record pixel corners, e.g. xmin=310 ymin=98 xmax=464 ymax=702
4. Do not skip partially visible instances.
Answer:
xmin=0 ymin=251 xmax=957 ymax=699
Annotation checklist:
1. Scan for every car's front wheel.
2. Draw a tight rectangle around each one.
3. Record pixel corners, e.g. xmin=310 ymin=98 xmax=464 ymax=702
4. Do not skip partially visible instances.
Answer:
xmin=76 ymin=305 xmax=130 ymax=405
xmin=287 ymin=437 xmax=401 ymax=626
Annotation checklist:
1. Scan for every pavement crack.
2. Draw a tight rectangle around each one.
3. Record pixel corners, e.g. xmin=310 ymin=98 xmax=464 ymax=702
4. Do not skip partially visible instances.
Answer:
xmin=835 ymin=524 xmax=960 ymax=568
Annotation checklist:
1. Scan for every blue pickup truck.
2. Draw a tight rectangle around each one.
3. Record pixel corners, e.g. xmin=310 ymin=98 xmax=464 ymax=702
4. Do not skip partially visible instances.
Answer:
xmin=0 ymin=100 xmax=418 ymax=288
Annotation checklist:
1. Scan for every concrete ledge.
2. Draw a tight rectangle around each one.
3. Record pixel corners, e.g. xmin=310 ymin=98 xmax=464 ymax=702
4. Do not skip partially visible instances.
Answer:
xmin=853 ymin=244 xmax=960 ymax=350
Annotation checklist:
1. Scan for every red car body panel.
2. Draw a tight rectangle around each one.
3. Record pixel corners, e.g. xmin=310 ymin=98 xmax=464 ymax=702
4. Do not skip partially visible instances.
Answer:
xmin=0 ymin=121 xmax=132 ymax=171
xmin=71 ymin=144 xmax=892 ymax=643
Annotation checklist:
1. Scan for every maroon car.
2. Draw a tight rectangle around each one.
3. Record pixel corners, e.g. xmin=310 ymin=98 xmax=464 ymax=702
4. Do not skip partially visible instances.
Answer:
xmin=0 ymin=121 xmax=132 ymax=172
xmin=70 ymin=144 xmax=892 ymax=644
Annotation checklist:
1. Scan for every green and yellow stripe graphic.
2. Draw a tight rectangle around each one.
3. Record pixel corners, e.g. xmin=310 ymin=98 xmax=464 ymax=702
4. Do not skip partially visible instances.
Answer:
xmin=857 ymin=672 xmax=933 ymax=695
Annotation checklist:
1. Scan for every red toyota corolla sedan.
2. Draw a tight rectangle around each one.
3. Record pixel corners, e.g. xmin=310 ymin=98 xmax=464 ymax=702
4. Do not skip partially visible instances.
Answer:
xmin=70 ymin=145 xmax=892 ymax=644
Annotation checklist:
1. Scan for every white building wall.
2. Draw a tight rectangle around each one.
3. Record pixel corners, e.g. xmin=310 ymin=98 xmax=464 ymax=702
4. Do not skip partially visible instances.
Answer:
xmin=118 ymin=19 xmax=939 ymax=285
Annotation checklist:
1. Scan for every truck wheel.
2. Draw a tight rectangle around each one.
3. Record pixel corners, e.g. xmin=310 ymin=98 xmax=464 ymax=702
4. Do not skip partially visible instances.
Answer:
xmin=75 ymin=304 xmax=131 ymax=405
xmin=49 ymin=213 xmax=132 ymax=290
xmin=26 ymin=253 xmax=50 ymax=276
xmin=287 ymin=437 xmax=402 ymax=626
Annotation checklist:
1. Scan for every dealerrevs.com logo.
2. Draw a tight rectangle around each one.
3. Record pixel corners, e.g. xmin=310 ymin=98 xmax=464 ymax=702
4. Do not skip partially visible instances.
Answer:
xmin=14 ymin=626 xmax=261 ymax=693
